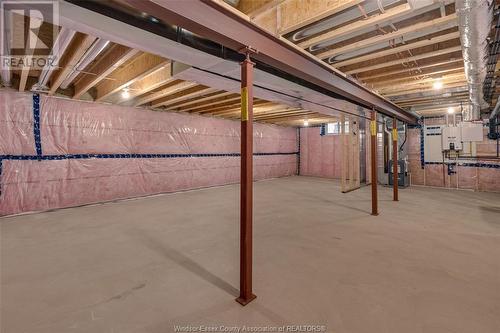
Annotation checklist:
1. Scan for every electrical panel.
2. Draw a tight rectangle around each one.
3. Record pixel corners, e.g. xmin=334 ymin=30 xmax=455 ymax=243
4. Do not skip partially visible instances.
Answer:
xmin=425 ymin=122 xmax=484 ymax=160
xmin=441 ymin=126 xmax=462 ymax=151
xmin=424 ymin=125 xmax=444 ymax=162
xmin=460 ymin=123 xmax=483 ymax=142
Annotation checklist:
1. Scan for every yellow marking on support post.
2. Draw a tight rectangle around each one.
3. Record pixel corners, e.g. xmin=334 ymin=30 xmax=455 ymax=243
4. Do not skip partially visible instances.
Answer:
xmin=392 ymin=128 xmax=398 ymax=141
xmin=241 ymin=87 xmax=248 ymax=121
xmin=370 ymin=120 xmax=377 ymax=136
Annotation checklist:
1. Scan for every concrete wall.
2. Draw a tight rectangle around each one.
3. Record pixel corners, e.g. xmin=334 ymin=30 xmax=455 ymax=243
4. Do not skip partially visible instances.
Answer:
xmin=0 ymin=90 xmax=298 ymax=216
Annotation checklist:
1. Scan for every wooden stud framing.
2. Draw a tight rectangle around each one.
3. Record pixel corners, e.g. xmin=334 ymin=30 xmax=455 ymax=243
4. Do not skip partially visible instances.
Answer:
xmin=341 ymin=115 xmax=360 ymax=193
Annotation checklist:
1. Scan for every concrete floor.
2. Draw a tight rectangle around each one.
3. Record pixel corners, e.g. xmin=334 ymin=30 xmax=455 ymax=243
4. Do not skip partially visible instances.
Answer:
xmin=1 ymin=176 xmax=500 ymax=333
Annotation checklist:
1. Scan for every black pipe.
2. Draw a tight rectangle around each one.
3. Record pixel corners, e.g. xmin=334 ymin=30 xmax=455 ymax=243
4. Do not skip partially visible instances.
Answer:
xmin=65 ymin=0 xmax=351 ymax=106
xmin=497 ymin=118 xmax=500 ymax=157
xmin=489 ymin=117 xmax=498 ymax=140
xmin=66 ymin=0 xmax=242 ymax=62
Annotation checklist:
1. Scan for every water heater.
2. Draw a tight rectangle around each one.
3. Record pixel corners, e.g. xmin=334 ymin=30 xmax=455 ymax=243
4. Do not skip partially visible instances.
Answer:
xmin=441 ymin=126 xmax=462 ymax=151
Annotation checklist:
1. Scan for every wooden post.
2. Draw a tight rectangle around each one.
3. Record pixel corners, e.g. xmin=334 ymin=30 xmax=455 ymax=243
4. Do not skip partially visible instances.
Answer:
xmin=341 ymin=115 xmax=361 ymax=193
xmin=371 ymin=110 xmax=379 ymax=216
xmin=392 ymin=117 xmax=399 ymax=201
xmin=354 ymin=119 xmax=360 ymax=189
xmin=236 ymin=52 xmax=256 ymax=306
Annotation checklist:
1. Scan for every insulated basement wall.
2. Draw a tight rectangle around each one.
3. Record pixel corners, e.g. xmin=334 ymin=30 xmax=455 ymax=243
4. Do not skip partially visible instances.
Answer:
xmin=299 ymin=126 xmax=342 ymax=178
xmin=299 ymin=124 xmax=374 ymax=182
xmin=0 ymin=90 xmax=298 ymax=216
xmin=408 ymin=118 xmax=500 ymax=192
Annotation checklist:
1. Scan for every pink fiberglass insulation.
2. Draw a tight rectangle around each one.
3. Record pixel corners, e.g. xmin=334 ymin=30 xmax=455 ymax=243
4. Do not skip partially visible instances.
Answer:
xmin=0 ymin=90 xmax=298 ymax=216
xmin=407 ymin=121 xmax=500 ymax=192
xmin=0 ymin=91 xmax=35 ymax=155
xmin=299 ymin=126 xmax=341 ymax=178
xmin=299 ymin=123 xmax=373 ymax=182
xmin=407 ymin=128 xmax=425 ymax=186
xmin=300 ymin=120 xmax=499 ymax=192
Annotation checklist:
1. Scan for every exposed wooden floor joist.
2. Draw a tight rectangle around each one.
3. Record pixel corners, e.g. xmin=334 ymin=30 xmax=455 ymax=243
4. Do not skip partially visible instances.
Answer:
xmin=4 ymin=0 xmax=499 ymax=125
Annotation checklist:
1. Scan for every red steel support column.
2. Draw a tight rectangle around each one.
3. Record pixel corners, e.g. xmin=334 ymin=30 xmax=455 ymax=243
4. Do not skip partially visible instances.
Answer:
xmin=371 ymin=109 xmax=379 ymax=216
xmin=236 ymin=52 xmax=256 ymax=306
xmin=392 ymin=117 xmax=399 ymax=201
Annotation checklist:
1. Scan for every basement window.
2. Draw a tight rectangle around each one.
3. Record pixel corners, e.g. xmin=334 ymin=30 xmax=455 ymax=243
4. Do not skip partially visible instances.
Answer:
xmin=326 ymin=121 xmax=349 ymax=135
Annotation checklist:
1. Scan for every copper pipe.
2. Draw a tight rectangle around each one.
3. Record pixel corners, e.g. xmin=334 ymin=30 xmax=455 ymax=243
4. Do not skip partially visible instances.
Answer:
xmin=371 ymin=109 xmax=379 ymax=216
xmin=393 ymin=116 xmax=399 ymax=201
xmin=236 ymin=53 xmax=256 ymax=306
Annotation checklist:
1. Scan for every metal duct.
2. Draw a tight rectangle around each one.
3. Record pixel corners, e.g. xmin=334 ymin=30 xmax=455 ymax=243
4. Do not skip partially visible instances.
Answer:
xmin=483 ymin=9 xmax=500 ymax=104
xmin=456 ymin=0 xmax=493 ymax=120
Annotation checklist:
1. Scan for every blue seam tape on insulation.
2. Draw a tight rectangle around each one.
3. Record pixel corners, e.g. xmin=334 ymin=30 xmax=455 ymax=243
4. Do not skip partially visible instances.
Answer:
xmin=33 ymin=94 xmax=43 ymax=159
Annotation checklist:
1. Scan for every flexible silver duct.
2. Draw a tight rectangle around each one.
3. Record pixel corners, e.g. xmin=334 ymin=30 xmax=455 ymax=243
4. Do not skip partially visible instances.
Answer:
xmin=456 ymin=0 xmax=493 ymax=120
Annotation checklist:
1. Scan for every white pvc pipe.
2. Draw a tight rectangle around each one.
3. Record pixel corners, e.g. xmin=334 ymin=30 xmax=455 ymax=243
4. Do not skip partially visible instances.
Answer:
xmin=60 ymin=38 xmax=109 ymax=89
xmin=38 ymin=28 xmax=76 ymax=88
